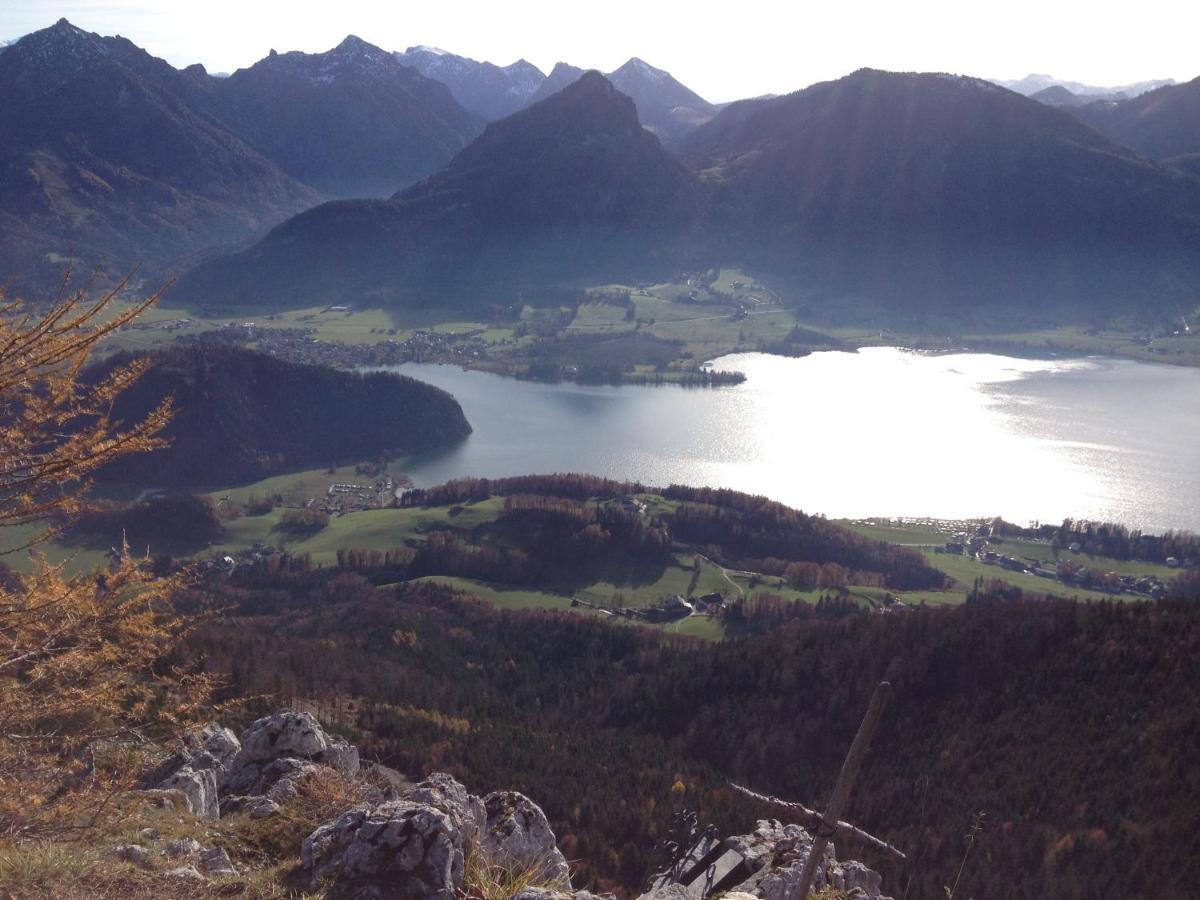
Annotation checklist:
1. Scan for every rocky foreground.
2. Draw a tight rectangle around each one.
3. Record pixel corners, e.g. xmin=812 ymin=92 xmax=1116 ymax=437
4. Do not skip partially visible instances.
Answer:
xmin=122 ymin=710 xmax=892 ymax=899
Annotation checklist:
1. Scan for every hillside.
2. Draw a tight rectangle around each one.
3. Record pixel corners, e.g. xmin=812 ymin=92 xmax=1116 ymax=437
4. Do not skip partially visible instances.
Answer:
xmin=1075 ymin=76 xmax=1200 ymax=161
xmin=173 ymin=72 xmax=706 ymax=309
xmin=91 ymin=345 xmax=471 ymax=487
xmin=0 ymin=19 xmax=320 ymax=293
xmin=192 ymin=566 xmax=1200 ymax=898
xmin=198 ymin=36 xmax=483 ymax=197
xmin=395 ymin=45 xmax=545 ymax=120
xmin=681 ymin=68 xmax=1200 ymax=314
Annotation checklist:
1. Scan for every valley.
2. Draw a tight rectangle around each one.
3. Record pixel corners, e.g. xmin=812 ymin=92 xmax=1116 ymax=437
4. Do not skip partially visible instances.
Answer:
xmin=3 ymin=11 xmax=1200 ymax=900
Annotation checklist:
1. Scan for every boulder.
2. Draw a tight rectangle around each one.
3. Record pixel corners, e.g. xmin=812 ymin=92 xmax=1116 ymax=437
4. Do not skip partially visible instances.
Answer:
xmin=231 ymin=711 xmax=359 ymax=777
xmin=164 ymin=865 xmax=206 ymax=881
xmin=403 ymin=772 xmax=485 ymax=844
xmin=157 ymin=760 xmax=220 ymax=820
xmin=165 ymin=837 xmax=202 ymax=859
xmin=721 ymin=820 xmax=891 ymax=900
xmin=186 ymin=722 xmax=241 ymax=771
xmin=480 ymin=791 xmax=570 ymax=885
xmin=113 ymin=844 xmax=150 ymax=868
xmin=300 ymin=800 xmax=467 ymax=899
xmin=199 ymin=846 xmax=238 ymax=877
xmin=513 ymin=890 xmax=612 ymax=900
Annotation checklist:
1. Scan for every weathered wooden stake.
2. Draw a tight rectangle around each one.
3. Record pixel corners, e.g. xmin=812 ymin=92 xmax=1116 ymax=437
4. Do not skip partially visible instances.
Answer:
xmin=794 ymin=680 xmax=893 ymax=899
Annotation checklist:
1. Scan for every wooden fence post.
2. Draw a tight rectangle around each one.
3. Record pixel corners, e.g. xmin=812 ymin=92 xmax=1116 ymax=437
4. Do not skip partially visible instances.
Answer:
xmin=793 ymin=680 xmax=893 ymax=899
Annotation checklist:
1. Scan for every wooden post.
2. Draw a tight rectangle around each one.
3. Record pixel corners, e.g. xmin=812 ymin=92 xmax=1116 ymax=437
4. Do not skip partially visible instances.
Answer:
xmin=794 ymin=681 xmax=892 ymax=899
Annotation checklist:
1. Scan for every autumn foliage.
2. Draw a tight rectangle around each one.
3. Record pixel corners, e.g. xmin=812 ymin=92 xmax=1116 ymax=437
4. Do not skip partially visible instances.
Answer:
xmin=0 ymin=279 xmax=212 ymax=837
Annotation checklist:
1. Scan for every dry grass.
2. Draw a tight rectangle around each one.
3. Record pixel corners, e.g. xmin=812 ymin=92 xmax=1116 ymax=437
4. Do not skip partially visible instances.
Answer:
xmin=461 ymin=850 xmax=562 ymax=900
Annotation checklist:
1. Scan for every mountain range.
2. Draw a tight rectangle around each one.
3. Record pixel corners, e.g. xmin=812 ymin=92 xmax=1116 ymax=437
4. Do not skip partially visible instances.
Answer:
xmin=174 ymin=72 xmax=706 ymax=308
xmin=178 ymin=67 xmax=1200 ymax=317
xmin=396 ymin=50 xmax=717 ymax=144
xmin=4 ymin=18 xmax=1200 ymax=322
xmin=996 ymin=73 xmax=1175 ymax=100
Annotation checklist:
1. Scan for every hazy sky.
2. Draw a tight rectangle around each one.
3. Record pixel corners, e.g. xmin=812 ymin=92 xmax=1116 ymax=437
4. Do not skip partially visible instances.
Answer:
xmin=2 ymin=0 xmax=1196 ymax=103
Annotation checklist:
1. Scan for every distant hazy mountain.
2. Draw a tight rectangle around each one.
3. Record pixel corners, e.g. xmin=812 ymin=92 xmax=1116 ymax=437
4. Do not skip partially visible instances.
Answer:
xmin=394 ymin=45 xmax=544 ymax=120
xmin=174 ymin=72 xmax=705 ymax=308
xmin=524 ymin=62 xmax=587 ymax=107
xmin=681 ymin=68 xmax=1200 ymax=313
xmin=1029 ymin=84 xmax=1090 ymax=107
xmin=0 ymin=19 xmax=318 ymax=293
xmin=606 ymin=57 xmax=716 ymax=145
xmin=1073 ymin=77 xmax=1200 ymax=161
xmin=192 ymin=36 xmax=483 ymax=198
xmin=997 ymin=73 xmax=1175 ymax=98
xmin=518 ymin=59 xmax=715 ymax=144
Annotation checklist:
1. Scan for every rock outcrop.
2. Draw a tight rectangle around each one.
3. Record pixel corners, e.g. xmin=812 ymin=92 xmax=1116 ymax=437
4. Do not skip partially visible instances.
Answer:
xmin=480 ymin=791 xmax=571 ymax=886
xmin=299 ymin=774 xmax=575 ymax=899
xmin=639 ymin=818 xmax=892 ymax=900
xmin=143 ymin=709 xmax=359 ymax=821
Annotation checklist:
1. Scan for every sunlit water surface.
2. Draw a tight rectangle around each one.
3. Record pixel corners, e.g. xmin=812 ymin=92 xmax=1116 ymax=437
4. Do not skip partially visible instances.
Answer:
xmin=381 ymin=349 xmax=1200 ymax=531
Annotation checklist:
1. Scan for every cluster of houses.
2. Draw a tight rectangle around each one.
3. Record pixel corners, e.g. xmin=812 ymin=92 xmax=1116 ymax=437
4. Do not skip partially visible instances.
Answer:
xmin=177 ymin=322 xmax=488 ymax=371
xmin=320 ymin=475 xmax=396 ymax=514
xmin=942 ymin=534 xmax=1172 ymax=598
xmin=570 ymin=591 xmax=726 ymax=623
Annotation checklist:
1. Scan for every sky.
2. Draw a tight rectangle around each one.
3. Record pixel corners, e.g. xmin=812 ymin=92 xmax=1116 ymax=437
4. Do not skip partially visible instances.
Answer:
xmin=2 ymin=0 xmax=1197 ymax=103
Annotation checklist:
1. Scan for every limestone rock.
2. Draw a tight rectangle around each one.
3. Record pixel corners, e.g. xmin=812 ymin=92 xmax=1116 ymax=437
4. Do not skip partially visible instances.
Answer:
xmin=231 ymin=711 xmax=359 ymax=776
xmin=113 ymin=844 xmax=150 ymax=867
xmin=480 ymin=791 xmax=570 ymax=885
xmin=199 ymin=846 xmax=237 ymax=877
xmin=186 ymin=722 xmax=241 ymax=771
xmin=513 ymin=890 xmax=613 ymax=900
xmin=165 ymin=837 xmax=202 ymax=859
xmin=636 ymin=886 xmax=691 ymax=900
xmin=300 ymin=800 xmax=467 ymax=899
xmin=157 ymin=761 xmax=221 ymax=820
xmin=164 ymin=865 xmax=206 ymax=881
xmin=403 ymin=772 xmax=485 ymax=845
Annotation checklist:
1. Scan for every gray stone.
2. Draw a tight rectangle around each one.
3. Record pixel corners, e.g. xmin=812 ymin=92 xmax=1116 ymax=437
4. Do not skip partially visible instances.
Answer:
xmin=157 ymin=762 xmax=220 ymax=820
xmin=238 ymin=711 xmax=329 ymax=762
xmin=249 ymin=797 xmax=282 ymax=819
xmin=199 ymin=846 xmax=237 ymax=877
xmin=480 ymin=791 xmax=570 ymax=886
xmin=635 ymin=886 xmax=692 ymax=900
xmin=513 ymin=891 xmax=613 ymax=900
xmin=164 ymin=865 xmax=206 ymax=881
xmin=165 ymin=837 xmax=202 ymax=859
xmin=301 ymin=797 xmax=470 ymax=899
xmin=403 ymin=772 xmax=485 ymax=845
xmin=185 ymin=722 xmax=241 ymax=780
xmin=113 ymin=844 xmax=150 ymax=867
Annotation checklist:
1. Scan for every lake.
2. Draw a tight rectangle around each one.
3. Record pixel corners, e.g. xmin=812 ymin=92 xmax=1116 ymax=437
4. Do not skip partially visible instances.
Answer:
xmin=382 ymin=349 xmax=1200 ymax=532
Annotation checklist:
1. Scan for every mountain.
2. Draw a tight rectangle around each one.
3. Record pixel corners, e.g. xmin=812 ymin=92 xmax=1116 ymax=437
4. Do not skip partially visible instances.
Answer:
xmin=606 ymin=57 xmax=716 ymax=145
xmin=93 ymin=344 xmax=471 ymax=487
xmin=394 ymin=45 xmax=544 ymax=121
xmin=0 ymin=19 xmax=319 ymax=294
xmin=193 ymin=37 xmax=484 ymax=198
xmin=523 ymin=61 xmax=587 ymax=106
xmin=680 ymin=68 xmax=1200 ymax=314
xmin=173 ymin=72 xmax=705 ymax=309
xmin=1074 ymin=77 xmax=1200 ymax=161
xmin=997 ymin=72 xmax=1175 ymax=98
xmin=1030 ymin=84 xmax=1089 ymax=107
xmin=518 ymin=59 xmax=714 ymax=144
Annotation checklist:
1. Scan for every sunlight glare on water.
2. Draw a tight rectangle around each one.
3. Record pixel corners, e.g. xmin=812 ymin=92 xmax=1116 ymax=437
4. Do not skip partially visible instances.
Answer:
xmin=386 ymin=348 xmax=1200 ymax=531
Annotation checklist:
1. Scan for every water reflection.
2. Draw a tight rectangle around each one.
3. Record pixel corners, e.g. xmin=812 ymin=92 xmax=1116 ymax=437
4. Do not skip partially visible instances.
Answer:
xmin=379 ymin=348 xmax=1200 ymax=531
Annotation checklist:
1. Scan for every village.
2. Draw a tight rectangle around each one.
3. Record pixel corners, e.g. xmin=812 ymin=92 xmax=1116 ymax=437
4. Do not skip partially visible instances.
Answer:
xmin=941 ymin=530 xmax=1175 ymax=598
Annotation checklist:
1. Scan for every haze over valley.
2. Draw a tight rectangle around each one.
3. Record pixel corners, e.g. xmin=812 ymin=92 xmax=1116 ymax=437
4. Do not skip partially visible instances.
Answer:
xmin=1 ymin=8 xmax=1199 ymax=900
